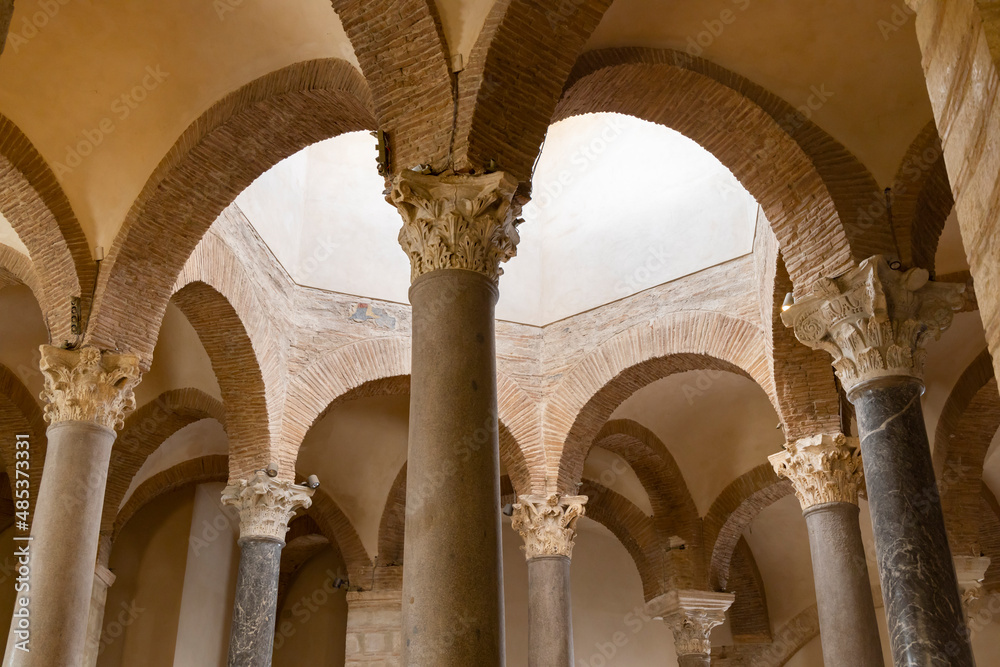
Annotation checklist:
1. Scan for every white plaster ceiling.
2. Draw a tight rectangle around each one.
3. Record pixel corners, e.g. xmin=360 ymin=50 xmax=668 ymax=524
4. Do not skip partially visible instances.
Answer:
xmin=237 ymin=115 xmax=757 ymax=326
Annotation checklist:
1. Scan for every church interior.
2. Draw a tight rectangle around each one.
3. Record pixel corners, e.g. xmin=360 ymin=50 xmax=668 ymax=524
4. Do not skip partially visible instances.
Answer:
xmin=0 ymin=0 xmax=999 ymax=665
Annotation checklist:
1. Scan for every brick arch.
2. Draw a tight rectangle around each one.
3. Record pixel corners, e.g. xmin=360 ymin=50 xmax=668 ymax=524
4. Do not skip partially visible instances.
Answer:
xmin=453 ymin=0 xmax=614 ymax=182
xmin=728 ymin=536 xmax=773 ymax=644
xmin=579 ymin=478 xmax=664 ymax=601
xmin=113 ymin=455 xmax=229 ymax=541
xmin=591 ymin=419 xmax=703 ymax=587
xmin=85 ymin=58 xmax=374 ymax=363
xmin=550 ymin=310 xmax=774 ymax=493
xmin=331 ymin=0 xmax=452 ymax=172
xmin=376 ymin=418 xmax=535 ymax=567
xmin=891 ymin=121 xmax=954 ymax=271
xmin=935 ymin=348 xmax=1000 ymax=556
xmin=308 ymin=486 xmax=372 ymax=585
xmin=279 ymin=516 xmax=336 ymax=613
xmin=0 ymin=363 xmax=46 ymax=493
xmin=704 ymin=463 xmax=792 ymax=591
xmin=768 ymin=252 xmax=842 ymax=441
xmin=174 ymin=231 xmax=285 ymax=467
xmin=0 ymin=114 xmax=91 ymax=343
xmin=284 ymin=338 xmax=534 ymax=492
xmin=555 ymin=48 xmax=894 ymax=291
xmin=283 ymin=337 xmax=411 ymax=460
xmin=0 ymin=246 xmax=43 ymax=305
xmin=101 ymin=388 xmax=224 ymax=535
xmin=171 ymin=281 xmax=273 ymax=483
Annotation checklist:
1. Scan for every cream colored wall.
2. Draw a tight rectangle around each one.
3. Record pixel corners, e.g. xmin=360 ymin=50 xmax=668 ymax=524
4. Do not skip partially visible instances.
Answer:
xmin=136 ymin=302 xmax=222 ymax=407
xmin=611 ymin=370 xmax=785 ymax=516
xmin=503 ymin=516 xmax=678 ymax=666
xmin=172 ymin=483 xmax=239 ymax=667
xmin=99 ymin=486 xmax=194 ymax=667
xmin=296 ymin=394 xmax=410 ymax=557
xmin=272 ymin=548 xmax=348 ymax=666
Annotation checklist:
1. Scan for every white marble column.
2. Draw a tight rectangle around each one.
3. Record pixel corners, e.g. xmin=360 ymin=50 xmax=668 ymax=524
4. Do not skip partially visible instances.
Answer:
xmin=770 ymin=434 xmax=884 ymax=666
xmin=221 ymin=472 xmax=313 ymax=667
xmin=511 ymin=493 xmax=587 ymax=667
xmin=646 ymin=590 xmax=734 ymax=667
xmin=4 ymin=346 xmax=140 ymax=667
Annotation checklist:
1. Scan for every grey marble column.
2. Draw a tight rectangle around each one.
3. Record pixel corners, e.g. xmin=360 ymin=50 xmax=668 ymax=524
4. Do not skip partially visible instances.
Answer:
xmin=4 ymin=346 xmax=139 ymax=667
xmin=782 ymin=256 xmax=972 ymax=666
xmin=646 ymin=590 xmax=733 ymax=665
xmin=853 ymin=378 xmax=971 ymax=665
xmin=390 ymin=170 xmax=521 ymax=666
xmin=512 ymin=494 xmax=587 ymax=667
xmin=770 ymin=434 xmax=883 ymax=666
xmin=228 ymin=539 xmax=282 ymax=666
xmin=222 ymin=472 xmax=313 ymax=667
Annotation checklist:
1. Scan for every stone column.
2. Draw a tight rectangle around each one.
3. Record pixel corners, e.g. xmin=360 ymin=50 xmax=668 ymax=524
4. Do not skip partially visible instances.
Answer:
xmin=221 ymin=472 xmax=313 ymax=667
xmin=510 ymin=494 xmax=587 ymax=667
xmin=769 ymin=433 xmax=884 ymax=666
xmin=389 ymin=170 xmax=520 ymax=666
xmin=646 ymin=590 xmax=733 ymax=666
xmin=782 ymin=256 xmax=972 ymax=665
xmin=81 ymin=562 xmax=116 ymax=667
xmin=954 ymin=555 xmax=991 ymax=623
xmin=3 ymin=346 xmax=140 ymax=667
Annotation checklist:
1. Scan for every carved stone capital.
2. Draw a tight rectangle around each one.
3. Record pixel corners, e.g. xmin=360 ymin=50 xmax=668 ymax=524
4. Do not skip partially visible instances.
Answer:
xmin=954 ymin=555 xmax=991 ymax=623
xmin=781 ymin=256 xmax=964 ymax=395
xmin=38 ymin=345 xmax=141 ymax=430
xmin=510 ymin=493 xmax=587 ymax=560
xmin=769 ymin=433 xmax=865 ymax=510
xmin=221 ymin=472 xmax=314 ymax=543
xmin=647 ymin=590 xmax=734 ymax=656
xmin=388 ymin=170 xmax=521 ymax=284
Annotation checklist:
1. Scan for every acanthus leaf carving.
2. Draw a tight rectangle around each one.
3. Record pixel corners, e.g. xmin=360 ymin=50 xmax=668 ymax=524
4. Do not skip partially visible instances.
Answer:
xmin=769 ymin=433 xmax=865 ymax=510
xmin=221 ymin=472 xmax=314 ymax=543
xmin=38 ymin=345 xmax=141 ymax=430
xmin=510 ymin=493 xmax=587 ymax=560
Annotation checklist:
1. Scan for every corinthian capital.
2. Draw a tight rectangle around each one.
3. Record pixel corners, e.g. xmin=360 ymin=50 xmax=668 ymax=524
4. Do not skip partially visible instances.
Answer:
xmin=510 ymin=493 xmax=587 ymax=560
xmin=781 ymin=256 xmax=964 ymax=394
xmin=769 ymin=433 xmax=865 ymax=510
xmin=221 ymin=472 xmax=314 ymax=543
xmin=388 ymin=170 xmax=521 ymax=284
xmin=647 ymin=590 xmax=734 ymax=657
xmin=38 ymin=345 xmax=141 ymax=430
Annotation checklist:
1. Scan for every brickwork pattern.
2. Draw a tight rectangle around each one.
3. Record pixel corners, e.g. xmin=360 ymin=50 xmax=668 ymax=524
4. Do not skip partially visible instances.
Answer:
xmin=454 ymin=0 xmax=614 ymax=182
xmin=910 ymin=0 xmax=1000 ymax=388
xmin=704 ymin=463 xmax=792 ymax=591
xmin=935 ymin=349 xmax=1000 ymax=556
xmin=101 ymin=388 xmax=224 ymax=535
xmin=891 ymin=121 xmax=955 ymax=271
xmin=593 ymin=419 xmax=704 ymax=588
xmin=727 ymin=537 xmax=772 ymax=644
xmin=556 ymin=48 xmax=891 ymax=291
xmin=548 ymin=310 xmax=773 ymax=494
xmin=86 ymin=59 xmax=374 ymax=364
xmin=0 ymin=363 xmax=46 ymax=494
xmin=0 ymin=114 xmax=90 ymax=344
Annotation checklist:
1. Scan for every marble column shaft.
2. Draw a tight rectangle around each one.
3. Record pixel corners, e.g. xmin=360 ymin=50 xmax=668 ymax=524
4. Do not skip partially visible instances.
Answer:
xmin=769 ymin=434 xmax=883 ymax=666
xmin=854 ymin=379 xmax=972 ymax=665
xmin=222 ymin=472 xmax=313 ymax=667
xmin=391 ymin=170 xmax=520 ymax=666
xmin=4 ymin=346 xmax=139 ymax=667
xmin=782 ymin=256 xmax=972 ymax=666
xmin=511 ymin=494 xmax=587 ymax=667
